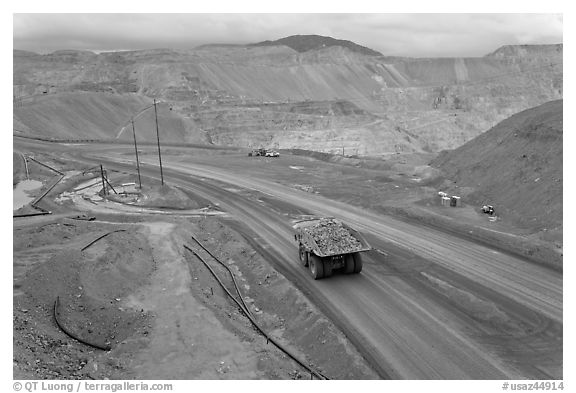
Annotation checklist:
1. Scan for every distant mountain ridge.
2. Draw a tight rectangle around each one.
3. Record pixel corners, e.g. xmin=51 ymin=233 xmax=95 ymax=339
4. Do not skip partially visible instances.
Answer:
xmin=251 ymin=34 xmax=383 ymax=56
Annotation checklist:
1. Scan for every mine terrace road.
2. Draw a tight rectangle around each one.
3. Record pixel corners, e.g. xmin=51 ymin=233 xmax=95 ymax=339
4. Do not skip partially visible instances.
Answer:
xmin=58 ymin=145 xmax=562 ymax=380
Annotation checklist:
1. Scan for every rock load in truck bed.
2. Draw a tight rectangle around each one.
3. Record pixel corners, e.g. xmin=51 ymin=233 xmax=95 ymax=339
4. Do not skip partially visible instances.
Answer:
xmin=305 ymin=218 xmax=363 ymax=255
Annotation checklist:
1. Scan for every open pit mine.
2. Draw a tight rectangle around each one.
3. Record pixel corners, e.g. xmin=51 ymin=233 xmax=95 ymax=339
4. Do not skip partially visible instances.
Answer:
xmin=13 ymin=35 xmax=562 ymax=380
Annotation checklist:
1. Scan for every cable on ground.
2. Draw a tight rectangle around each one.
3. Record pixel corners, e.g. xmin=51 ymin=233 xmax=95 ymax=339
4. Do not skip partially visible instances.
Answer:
xmin=183 ymin=243 xmax=329 ymax=380
xmin=53 ymin=296 xmax=111 ymax=351
xmin=81 ymin=230 xmax=127 ymax=251
xmin=189 ymin=234 xmax=254 ymax=319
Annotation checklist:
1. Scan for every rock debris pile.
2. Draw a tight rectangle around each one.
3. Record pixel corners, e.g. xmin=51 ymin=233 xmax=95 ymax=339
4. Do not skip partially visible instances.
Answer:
xmin=304 ymin=218 xmax=362 ymax=255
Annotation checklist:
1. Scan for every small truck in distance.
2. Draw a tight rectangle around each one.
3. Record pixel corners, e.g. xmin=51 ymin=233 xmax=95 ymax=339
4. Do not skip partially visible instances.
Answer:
xmin=294 ymin=217 xmax=371 ymax=279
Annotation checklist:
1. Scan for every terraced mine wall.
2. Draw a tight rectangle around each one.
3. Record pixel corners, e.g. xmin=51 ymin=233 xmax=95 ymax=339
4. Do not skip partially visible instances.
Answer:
xmin=14 ymin=44 xmax=562 ymax=155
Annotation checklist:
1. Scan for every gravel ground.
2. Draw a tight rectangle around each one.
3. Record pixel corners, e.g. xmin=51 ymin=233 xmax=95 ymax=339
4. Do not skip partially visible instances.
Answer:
xmin=14 ymin=143 xmax=561 ymax=380
xmin=13 ymin=169 xmax=377 ymax=379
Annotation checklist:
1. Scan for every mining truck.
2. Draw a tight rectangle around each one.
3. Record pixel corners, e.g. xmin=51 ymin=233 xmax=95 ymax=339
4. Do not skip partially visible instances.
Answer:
xmin=294 ymin=217 xmax=371 ymax=279
xmin=248 ymin=148 xmax=267 ymax=157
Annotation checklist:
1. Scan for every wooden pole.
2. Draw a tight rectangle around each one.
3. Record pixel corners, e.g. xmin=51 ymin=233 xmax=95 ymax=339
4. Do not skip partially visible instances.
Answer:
xmin=131 ymin=119 xmax=142 ymax=189
xmin=100 ymin=164 xmax=107 ymax=196
xmin=22 ymin=154 xmax=29 ymax=180
xmin=104 ymin=176 xmax=118 ymax=194
xmin=153 ymin=99 xmax=164 ymax=186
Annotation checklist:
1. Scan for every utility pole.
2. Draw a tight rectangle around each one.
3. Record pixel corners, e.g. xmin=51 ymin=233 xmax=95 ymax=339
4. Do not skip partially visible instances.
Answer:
xmin=100 ymin=164 xmax=107 ymax=196
xmin=131 ymin=119 xmax=142 ymax=189
xmin=153 ymin=99 xmax=164 ymax=185
xmin=22 ymin=154 xmax=29 ymax=180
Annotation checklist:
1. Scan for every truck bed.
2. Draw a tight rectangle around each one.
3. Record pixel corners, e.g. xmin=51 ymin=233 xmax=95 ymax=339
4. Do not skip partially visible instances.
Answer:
xmin=294 ymin=217 xmax=371 ymax=257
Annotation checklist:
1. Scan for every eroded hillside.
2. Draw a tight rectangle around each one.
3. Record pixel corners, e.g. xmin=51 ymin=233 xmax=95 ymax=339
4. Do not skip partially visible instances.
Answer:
xmin=13 ymin=43 xmax=562 ymax=154
xmin=432 ymin=100 xmax=562 ymax=235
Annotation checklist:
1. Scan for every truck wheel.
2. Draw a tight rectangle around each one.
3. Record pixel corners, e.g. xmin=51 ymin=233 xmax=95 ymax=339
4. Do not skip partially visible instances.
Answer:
xmin=344 ymin=254 xmax=355 ymax=274
xmin=323 ymin=258 xmax=333 ymax=278
xmin=299 ymin=246 xmax=309 ymax=267
xmin=309 ymin=254 xmax=324 ymax=280
xmin=353 ymin=253 xmax=363 ymax=274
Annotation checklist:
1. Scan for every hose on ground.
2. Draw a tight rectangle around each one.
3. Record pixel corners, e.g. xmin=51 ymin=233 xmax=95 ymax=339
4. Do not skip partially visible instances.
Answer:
xmin=73 ymin=179 xmax=102 ymax=192
xmin=81 ymin=230 xmax=127 ymax=251
xmin=13 ymin=211 xmax=51 ymax=218
xmin=189 ymin=234 xmax=254 ymax=319
xmin=13 ymin=157 xmax=66 ymax=216
xmin=184 ymin=245 xmax=252 ymax=319
xmin=14 ymin=155 xmax=67 ymax=217
xmin=184 ymin=244 xmax=329 ymax=380
xmin=82 ymin=166 xmax=102 ymax=175
xmin=13 ymin=174 xmax=63 ymax=217
xmin=53 ymin=296 xmax=111 ymax=351
xmin=25 ymin=156 xmax=64 ymax=175
xmin=31 ymin=174 xmax=64 ymax=208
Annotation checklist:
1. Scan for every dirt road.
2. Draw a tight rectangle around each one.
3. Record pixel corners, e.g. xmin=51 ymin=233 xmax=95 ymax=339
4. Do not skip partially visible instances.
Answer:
xmin=17 ymin=140 xmax=562 ymax=379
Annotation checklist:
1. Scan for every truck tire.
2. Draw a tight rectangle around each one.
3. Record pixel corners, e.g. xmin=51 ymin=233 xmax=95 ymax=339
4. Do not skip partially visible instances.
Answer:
xmin=309 ymin=254 xmax=324 ymax=280
xmin=353 ymin=253 xmax=363 ymax=274
xmin=299 ymin=245 xmax=309 ymax=267
xmin=344 ymin=254 xmax=355 ymax=274
xmin=323 ymin=258 xmax=333 ymax=278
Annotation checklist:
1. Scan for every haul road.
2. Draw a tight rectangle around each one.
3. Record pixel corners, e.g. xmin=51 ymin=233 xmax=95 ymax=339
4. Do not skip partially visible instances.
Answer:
xmin=15 ymin=139 xmax=563 ymax=380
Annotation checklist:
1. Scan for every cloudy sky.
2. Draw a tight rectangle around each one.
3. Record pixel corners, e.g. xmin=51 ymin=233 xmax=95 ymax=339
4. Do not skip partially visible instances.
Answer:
xmin=13 ymin=13 xmax=562 ymax=57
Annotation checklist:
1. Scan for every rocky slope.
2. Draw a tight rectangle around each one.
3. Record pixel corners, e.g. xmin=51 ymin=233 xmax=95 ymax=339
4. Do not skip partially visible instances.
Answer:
xmin=13 ymin=41 xmax=562 ymax=154
xmin=431 ymin=100 xmax=562 ymax=233
xmin=13 ymin=91 xmax=208 ymax=144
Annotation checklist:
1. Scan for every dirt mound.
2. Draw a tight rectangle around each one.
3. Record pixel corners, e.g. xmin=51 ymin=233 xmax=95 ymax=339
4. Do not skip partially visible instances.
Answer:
xmin=431 ymin=100 xmax=562 ymax=233
xmin=14 ymin=228 xmax=154 ymax=378
xmin=20 ymin=230 xmax=153 ymax=341
xmin=123 ymin=184 xmax=204 ymax=210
